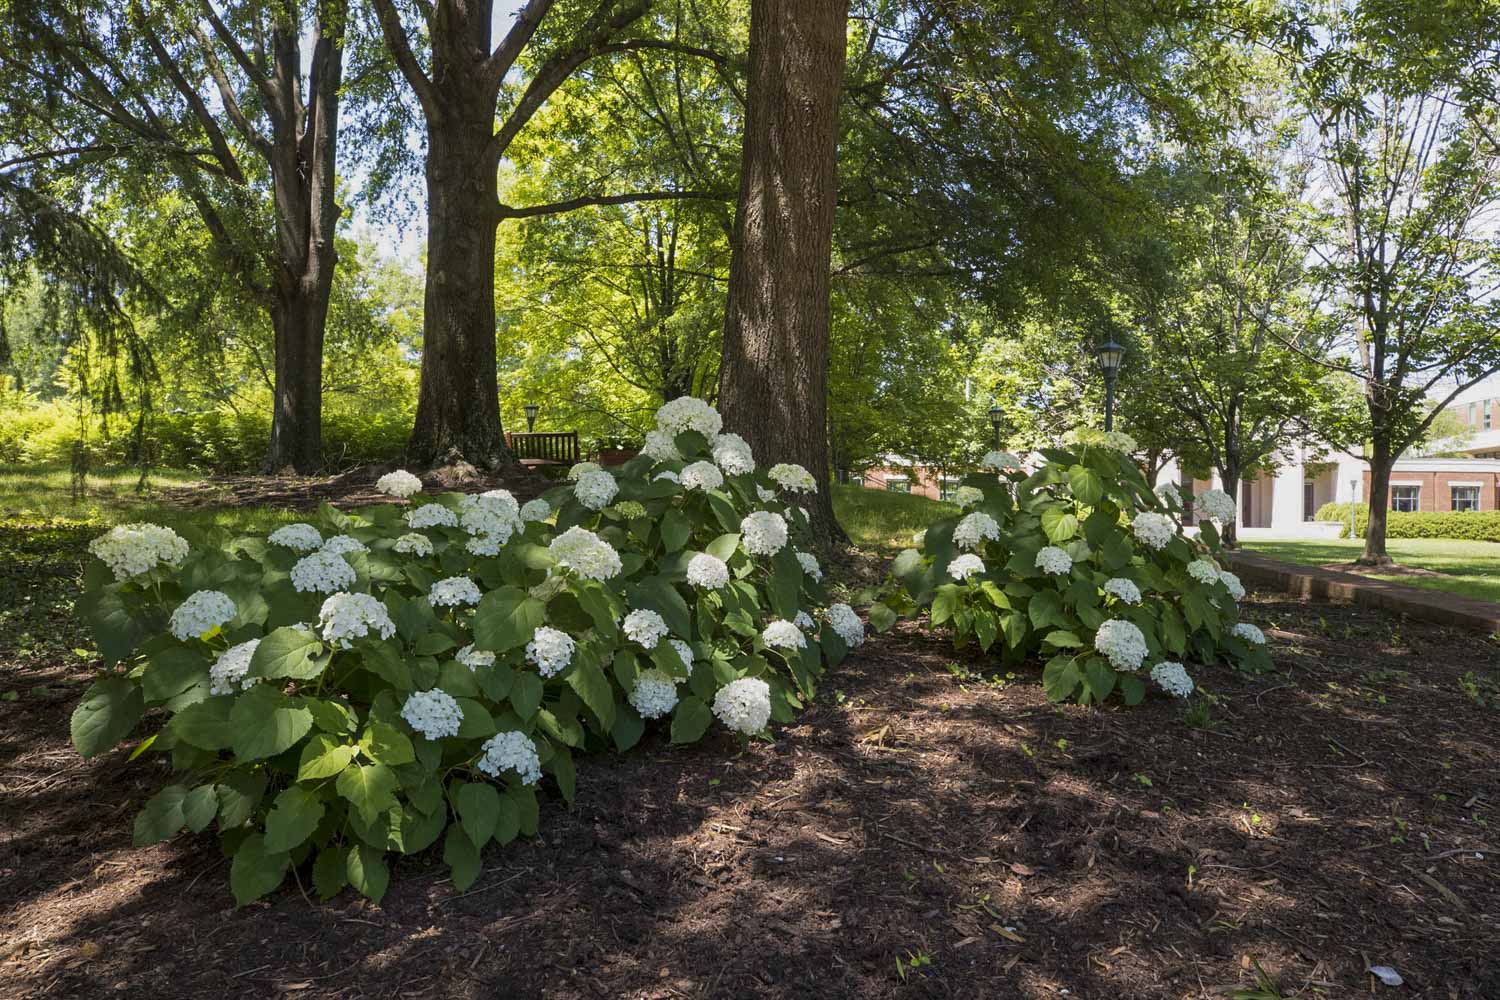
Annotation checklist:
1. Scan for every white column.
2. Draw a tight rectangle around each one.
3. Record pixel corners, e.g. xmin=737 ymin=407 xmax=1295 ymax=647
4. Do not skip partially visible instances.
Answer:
xmin=1270 ymin=459 xmax=1305 ymax=529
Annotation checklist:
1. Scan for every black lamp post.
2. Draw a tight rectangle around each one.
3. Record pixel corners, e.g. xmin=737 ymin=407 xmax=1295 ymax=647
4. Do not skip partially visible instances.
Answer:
xmin=524 ymin=403 xmax=539 ymax=432
xmin=987 ymin=397 xmax=1002 ymax=450
xmin=1096 ymin=341 xmax=1126 ymax=432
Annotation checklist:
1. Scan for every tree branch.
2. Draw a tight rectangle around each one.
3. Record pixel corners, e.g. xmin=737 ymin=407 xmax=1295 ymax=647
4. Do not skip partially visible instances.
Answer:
xmin=371 ymin=0 xmax=440 ymax=122
xmin=497 ymin=189 xmax=731 ymax=220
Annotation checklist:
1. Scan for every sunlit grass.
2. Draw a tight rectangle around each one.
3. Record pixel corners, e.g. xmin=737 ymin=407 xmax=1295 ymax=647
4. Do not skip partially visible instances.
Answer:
xmin=1244 ymin=537 xmax=1500 ymax=604
xmin=834 ymin=483 xmax=957 ymax=556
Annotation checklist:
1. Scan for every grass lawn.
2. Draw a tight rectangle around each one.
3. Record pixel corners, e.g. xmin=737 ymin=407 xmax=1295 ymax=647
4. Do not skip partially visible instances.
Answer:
xmin=1245 ymin=537 xmax=1500 ymax=604
xmin=832 ymin=483 xmax=956 ymax=555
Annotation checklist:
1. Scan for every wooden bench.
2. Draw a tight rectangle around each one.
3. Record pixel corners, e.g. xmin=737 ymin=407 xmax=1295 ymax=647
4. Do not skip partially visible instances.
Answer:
xmin=505 ymin=431 xmax=580 ymax=467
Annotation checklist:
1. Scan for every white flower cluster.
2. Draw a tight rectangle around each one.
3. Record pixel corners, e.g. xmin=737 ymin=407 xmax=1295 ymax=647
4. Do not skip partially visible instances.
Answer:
xmin=407 ymin=503 xmax=458 ymax=529
xmin=526 ymin=625 xmax=575 ymax=677
xmin=981 ymin=450 xmax=1023 ymax=472
xmin=1103 ymin=578 xmax=1142 ymax=604
xmin=654 ymin=470 xmax=680 ymax=485
xmin=573 ymin=469 xmax=619 ymax=510
xmin=949 ymin=553 xmax=985 ymax=580
xmin=712 ymin=677 xmax=771 ymax=734
xmin=762 ymin=619 xmax=806 ymax=650
xmin=953 ymin=511 xmax=1001 ymax=551
xmin=1035 ymin=546 xmax=1073 ymax=575
xmin=768 ymin=463 xmax=817 ymax=494
xmin=209 ymin=639 xmax=262 ymax=696
xmin=291 ymin=550 xmax=357 ymax=593
xmin=269 ymin=523 xmax=322 ymax=552
xmin=1218 ymin=571 xmax=1245 ymax=600
xmin=669 ymin=638 xmax=694 ymax=672
xmin=826 ymin=603 xmax=865 ymax=647
xmin=1151 ymin=661 xmax=1195 ymax=698
xmin=430 ymin=576 xmax=482 ymax=607
xmin=1187 ymin=559 xmax=1221 ymax=585
xmin=1155 ymin=481 xmax=1182 ymax=506
xmin=1197 ymin=488 xmax=1237 ymax=523
xmin=796 ymin=550 xmax=822 ymax=582
xmin=168 ymin=590 xmax=237 ymax=640
xmin=321 ymin=534 xmax=368 ymax=557
xmin=318 ymin=592 xmax=395 ymax=647
xmin=457 ymin=644 xmax=495 ymax=669
xmin=793 ymin=610 xmax=815 ymax=630
xmin=655 ymin=396 xmax=722 ymax=438
xmin=460 ymin=491 xmax=522 ymax=554
xmin=1232 ymin=622 xmax=1265 ymax=645
xmin=629 ymin=669 xmax=680 ymax=719
xmin=680 ymin=460 xmax=724 ymax=491
xmin=1094 ymin=618 xmax=1148 ymax=671
xmin=394 ymin=532 xmax=434 ymax=557
xmin=401 ymin=689 xmax=463 ymax=741
xmin=88 ymin=523 xmax=190 ymax=581
xmin=376 ymin=469 xmax=423 ymax=498
xmin=478 ymin=731 xmax=541 ymax=784
xmin=623 ymin=608 xmax=669 ymax=649
xmin=1131 ymin=511 xmax=1175 ymax=550
xmin=568 ymin=461 xmax=602 ymax=481
xmin=1101 ymin=430 xmax=1137 ymax=453
xmin=549 ymin=526 xmax=622 ymax=581
xmin=712 ymin=432 xmax=755 ymax=475
xmin=641 ymin=428 xmax=681 ymax=462
xmin=741 ymin=511 xmax=788 ymax=556
xmin=954 ymin=486 xmax=985 ymax=509
xmin=520 ymin=498 xmax=550 ymax=523
xmin=686 ymin=552 xmax=730 ymax=589
xmin=756 ymin=485 xmax=776 ymax=502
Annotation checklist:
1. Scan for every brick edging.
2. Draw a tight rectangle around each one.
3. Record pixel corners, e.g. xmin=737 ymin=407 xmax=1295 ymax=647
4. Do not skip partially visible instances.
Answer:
xmin=1225 ymin=551 xmax=1500 ymax=635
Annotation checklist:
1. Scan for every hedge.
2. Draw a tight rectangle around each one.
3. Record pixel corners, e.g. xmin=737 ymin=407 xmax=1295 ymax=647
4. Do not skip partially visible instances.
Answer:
xmin=1313 ymin=502 xmax=1500 ymax=542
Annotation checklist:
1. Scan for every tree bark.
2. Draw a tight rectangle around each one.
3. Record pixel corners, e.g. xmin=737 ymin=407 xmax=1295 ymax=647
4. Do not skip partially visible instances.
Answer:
xmin=1360 ymin=437 xmax=1394 ymax=565
xmin=717 ymin=0 xmax=850 ymax=549
xmin=1217 ymin=459 xmax=1240 ymax=549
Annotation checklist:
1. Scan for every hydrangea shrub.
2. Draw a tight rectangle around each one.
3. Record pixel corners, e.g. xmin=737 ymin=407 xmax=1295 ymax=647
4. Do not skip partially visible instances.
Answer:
xmin=889 ymin=431 xmax=1269 ymax=705
xmin=70 ymin=398 xmax=862 ymax=906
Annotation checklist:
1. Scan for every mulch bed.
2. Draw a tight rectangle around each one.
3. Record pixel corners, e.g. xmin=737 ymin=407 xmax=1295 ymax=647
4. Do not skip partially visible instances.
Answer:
xmin=155 ymin=463 xmax=551 ymax=512
xmin=2 ymin=527 xmax=1498 ymax=997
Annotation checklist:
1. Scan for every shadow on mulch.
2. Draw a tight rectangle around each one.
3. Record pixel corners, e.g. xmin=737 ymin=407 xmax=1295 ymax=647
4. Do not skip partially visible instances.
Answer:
xmin=2 ymin=593 xmax=1499 ymax=999
xmin=155 ymin=463 xmax=551 ymax=513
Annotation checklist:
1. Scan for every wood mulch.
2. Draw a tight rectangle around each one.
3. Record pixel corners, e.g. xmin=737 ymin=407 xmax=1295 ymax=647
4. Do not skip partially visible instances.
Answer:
xmin=1 ymin=521 xmax=1498 ymax=998
xmin=155 ymin=462 xmax=551 ymax=512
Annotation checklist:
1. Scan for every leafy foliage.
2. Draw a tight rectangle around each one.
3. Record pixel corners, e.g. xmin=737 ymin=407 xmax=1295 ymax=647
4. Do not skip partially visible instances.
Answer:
xmin=1315 ymin=503 xmax=1500 ymax=544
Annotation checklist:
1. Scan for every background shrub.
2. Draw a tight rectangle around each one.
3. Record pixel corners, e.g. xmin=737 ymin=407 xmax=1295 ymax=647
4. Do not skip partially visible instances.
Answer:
xmin=1315 ymin=502 xmax=1500 ymax=542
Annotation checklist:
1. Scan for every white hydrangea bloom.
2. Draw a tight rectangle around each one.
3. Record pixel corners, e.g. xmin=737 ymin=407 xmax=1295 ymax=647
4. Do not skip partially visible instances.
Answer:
xmin=629 ymin=669 xmax=680 ymax=719
xmin=477 ymin=731 xmax=541 ymax=784
xmin=740 ymin=510 xmax=789 ymax=556
xmin=573 ymin=469 xmax=619 ymax=510
xmin=407 ymin=503 xmax=459 ymax=529
xmin=1101 ymin=430 xmax=1138 ymax=453
xmin=653 ymin=470 xmax=680 ymax=484
xmin=457 ymin=644 xmax=495 ymax=669
xmin=460 ymin=491 xmax=522 ymax=551
xmin=711 ymin=432 xmax=755 ymax=475
xmin=268 ymin=522 xmax=323 ymax=552
xmin=826 ymin=603 xmax=865 ymax=647
xmin=948 ymin=553 xmax=985 ymax=580
xmin=1187 ymin=559 xmax=1221 ymax=585
xmin=953 ymin=511 xmax=1001 ymax=551
xmin=394 ymin=532 xmax=434 ymax=557
xmin=376 ymin=469 xmax=423 ymax=498
xmin=641 ymin=428 xmax=682 ymax=463
xmin=980 ymin=450 xmax=1023 ymax=472
xmin=567 ymin=461 xmax=602 ymax=481
xmin=520 ymin=498 xmax=550 ymax=523
xmin=954 ymin=486 xmax=985 ymax=508
xmin=712 ymin=677 xmax=772 ymax=734
xmin=1103 ymin=578 xmax=1142 ymax=604
xmin=429 ymin=576 xmax=482 ymax=607
xmin=400 ymin=689 xmax=463 ymax=741
xmin=796 ymin=550 xmax=822 ymax=582
xmin=1232 ymin=622 xmax=1266 ymax=645
xmin=686 ymin=552 xmax=730 ymax=589
xmin=767 ymin=463 xmax=817 ymax=494
xmin=1131 ymin=511 xmax=1175 ymax=550
xmin=318 ymin=592 xmax=395 ymax=647
xmin=168 ymin=590 xmax=237 ymax=640
xmin=668 ymin=638 xmax=694 ymax=674
xmin=1155 ymin=481 xmax=1182 ymax=505
xmin=756 ymin=485 xmax=776 ymax=502
xmin=549 ymin=526 xmax=623 ymax=581
xmin=525 ymin=625 xmax=575 ymax=677
xmin=88 ymin=523 xmax=190 ymax=581
xmin=208 ymin=639 xmax=262 ymax=697
xmin=680 ymin=460 xmax=725 ymax=491
xmin=1197 ymin=488 xmax=1237 ymax=523
xmin=1094 ymin=619 xmax=1148 ymax=671
xmin=1218 ymin=570 xmax=1245 ymax=600
xmin=762 ymin=619 xmax=807 ymax=650
xmin=623 ymin=608 xmax=669 ymax=649
xmin=1035 ymin=546 xmax=1073 ymax=575
xmin=1151 ymin=661 xmax=1195 ymax=698
xmin=320 ymin=534 xmax=368 ymax=557
xmin=291 ymin=550 xmax=357 ymax=593
xmin=793 ymin=610 xmax=815 ymax=630
xmin=655 ymin=396 xmax=723 ymax=438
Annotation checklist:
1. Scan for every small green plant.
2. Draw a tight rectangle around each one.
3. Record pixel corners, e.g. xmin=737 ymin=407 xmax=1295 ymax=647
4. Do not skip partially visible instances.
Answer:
xmin=894 ymin=949 xmax=932 ymax=982
xmin=1134 ymin=772 xmax=1153 ymax=787
xmin=1228 ymin=957 xmax=1294 ymax=999
xmin=1458 ymin=671 xmax=1499 ymax=708
xmin=1183 ymin=695 xmax=1218 ymax=730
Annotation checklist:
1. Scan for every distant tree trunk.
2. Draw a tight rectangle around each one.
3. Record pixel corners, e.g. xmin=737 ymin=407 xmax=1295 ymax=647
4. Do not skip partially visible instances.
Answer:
xmin=1361 ymin=437 xmax=1394 ymax=565
xmin=1217 ymin=457 xmax=1241 ymax=549
xmin=717 ymin=0 xmax=850 ymax=549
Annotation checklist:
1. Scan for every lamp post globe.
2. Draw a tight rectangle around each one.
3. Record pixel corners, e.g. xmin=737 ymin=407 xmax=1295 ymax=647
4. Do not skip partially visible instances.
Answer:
xmin=1095 ymin=341 xmax=1126 ymax=432
xmin=524 ymin=403 xmax=539 ymax=433
xmin=987 ymin=398 xmax=1002 ymax=451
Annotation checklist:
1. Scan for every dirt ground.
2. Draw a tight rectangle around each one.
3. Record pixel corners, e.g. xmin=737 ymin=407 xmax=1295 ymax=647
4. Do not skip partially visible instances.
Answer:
xmin=2 ymin=522 xmax=1498 ymax=998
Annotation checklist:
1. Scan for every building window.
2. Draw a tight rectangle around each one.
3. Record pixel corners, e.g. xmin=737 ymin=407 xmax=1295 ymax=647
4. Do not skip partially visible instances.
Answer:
xmin=884 ymin=476 xmax=910 ymax=494
xmin=1391 ymin=485 xmax=1420 ymax=513
xmin=1487 ymin=400 xmax=1494 ymax=430
xmin=938 ymin=477 xmax=962 ymax=502
xmin=1452 ymin=485 xmax=1481 ymax=512
xmin=1303 ymin=481 xmax=1316 ymax=521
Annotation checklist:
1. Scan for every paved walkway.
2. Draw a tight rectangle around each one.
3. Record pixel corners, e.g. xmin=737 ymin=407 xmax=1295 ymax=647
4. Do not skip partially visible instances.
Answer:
xmin=1225 ymin=550 xmax=1500 ymax=635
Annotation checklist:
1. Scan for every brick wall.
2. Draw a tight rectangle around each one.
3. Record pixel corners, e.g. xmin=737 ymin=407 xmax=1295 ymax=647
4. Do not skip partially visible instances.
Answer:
xmin=1361 ymin=469 xmax=1500 ymax=512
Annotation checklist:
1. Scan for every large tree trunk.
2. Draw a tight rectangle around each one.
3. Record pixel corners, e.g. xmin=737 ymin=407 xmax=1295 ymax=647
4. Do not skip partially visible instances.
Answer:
xmin=717 ymin=0 xmax=850 ymax=549
xmin=1360 ymin=437 xmax=1394 ymax=565
xmin=1218 ymin=459 xmax=1240 ymax=549
xmin=265 ymin=296 xmax=327 ymax=472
